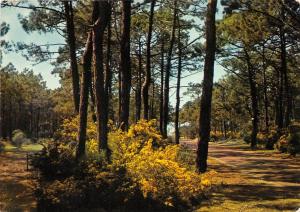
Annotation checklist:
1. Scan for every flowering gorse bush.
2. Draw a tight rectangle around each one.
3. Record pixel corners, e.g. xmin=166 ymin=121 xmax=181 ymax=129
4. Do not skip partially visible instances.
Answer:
xmin=109 ymin=119 xmax=215 ymax=206
xmin=34 ymin=118 xmax=215 ymax=209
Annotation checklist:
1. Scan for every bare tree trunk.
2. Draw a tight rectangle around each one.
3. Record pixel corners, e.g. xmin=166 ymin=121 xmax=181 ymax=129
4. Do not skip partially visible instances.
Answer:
xmin=279 ymin=13 xmax=291 ymax=127
xmin=64 ymin=1 xmax=80 ymax=113
xmin=276 ymin=66 xmax=284 ymax=129
xmin=149 ymin=82 xmax=155 ymax=119
xmin=245 ymin=49 xmax=258 ymax=149
xmin=92 ymin=1 xmax=111 ymax=158
xmin=175 ymin=17 xmax=182 ymax=145
xmin=196 ymin=0 xmax=217 ymax=173
xmin=76 ymin=32 xmax=93 ymax=161
xmin=163 ymin=0 xmax=177 ymax=138
xmin=90 ymin=80 xmax=97 ymax=122
xmin=262 ymin=44 xmax=269 ymax=131
xmin=105 ymin=8 xmax=112 ymax=122
xmin=142 ymin=0 xmax=156 ymax=120
xmin=159 ymin=37 xmax=165 ymax=135
xmin=119 ymin=0 xmax=132 ymax=130
xmin=136 ymin=39 xmax=142 ymax=122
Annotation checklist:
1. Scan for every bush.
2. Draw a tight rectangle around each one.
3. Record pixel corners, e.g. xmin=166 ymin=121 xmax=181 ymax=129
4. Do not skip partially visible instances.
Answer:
xmin=0 ymin=141 xmax=4 ymax=152
xmin=257 ymin=129 xmax=279 ymax=149
xmin=275 ymin=132 xmax=300 ymax=156
xmin=31 ymin=141 xmax=76 ymax=179
xmin=33 ymin=119 xmax=215 ymax=210
xmin=35 ymin=162 xmax=149 ymax=211
xmin=110 ymin=119 xmax=215 ymax=207
xmin=210 ymin=131 xmax=240 ymax=141
xmin=56 ymin=116 xmax=97 ymax=142
xmin=11 ymin=129 xmax=30 ymax=148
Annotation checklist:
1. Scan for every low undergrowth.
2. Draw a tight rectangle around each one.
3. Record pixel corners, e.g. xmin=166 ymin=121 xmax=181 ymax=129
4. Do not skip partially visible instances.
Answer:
xmin=31 ymin=119 xmax=215 ymax=211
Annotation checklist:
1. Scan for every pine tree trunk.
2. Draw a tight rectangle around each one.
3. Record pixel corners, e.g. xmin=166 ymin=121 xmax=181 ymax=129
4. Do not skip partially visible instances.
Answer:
xmin=279 ymin=19 xmax=291 ymax=127
xmin=262 ymin=44 xmax=269 ymax=131
xmin=119 ymin=0 xmax=132 ymax=130
xmin=64 ymin=1 xmax=80 ymax=113
xmin=175 ymin=18 xmax=182 ymax=145
xmin=142 ymin=0 xmax=156 ymax=120
xmin=76 ymin=32 xmax=93 ymax=160
xmin=159 ymin=38 xmax=165 ymax=135
xmin=136 ymin=39 xmax=142 ymax=122
xmin=92 ymin=1 xmax=111 ymax=157
xmin=163 ymin=0 xmax=177 ymax=138
xmin=196 ymin=0 xmax=217 ymax=173
xmin=245 ymin=49 xmax=258 ymax=149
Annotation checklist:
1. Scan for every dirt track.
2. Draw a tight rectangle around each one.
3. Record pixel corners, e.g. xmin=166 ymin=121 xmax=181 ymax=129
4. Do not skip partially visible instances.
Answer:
xmin=0 ymin=151 xmax=36 ymax=211
xmin=182 ymin=140 xmax=300 ymax=212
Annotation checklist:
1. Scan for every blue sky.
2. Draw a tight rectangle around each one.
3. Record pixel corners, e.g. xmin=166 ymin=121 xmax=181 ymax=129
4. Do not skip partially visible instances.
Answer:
xmin=1 ymin=1 xmax=226 ymax=106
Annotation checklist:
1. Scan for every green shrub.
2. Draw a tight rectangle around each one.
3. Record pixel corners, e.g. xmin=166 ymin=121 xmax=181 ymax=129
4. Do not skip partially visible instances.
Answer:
xmin=242 ymin=133 xmax=251 ymax=144
xmin=275 ymin=132 xmax=300 ymax=156
xmin=11 ymin=129 xmax=30 ymax=148
xmin=31 ymin=141 xmax=76 ymax=179
xmin=257 ymin=130 xmax=279 ymax=150
xmin=0 ymin=141 xmax=4 ymax=152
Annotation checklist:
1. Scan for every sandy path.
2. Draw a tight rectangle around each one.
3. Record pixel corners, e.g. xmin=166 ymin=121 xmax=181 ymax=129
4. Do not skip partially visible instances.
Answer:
xmin=0 ymin=151 xmax=36 ymax=212
xmin=181 ymin=140 xmax=300 ymax=211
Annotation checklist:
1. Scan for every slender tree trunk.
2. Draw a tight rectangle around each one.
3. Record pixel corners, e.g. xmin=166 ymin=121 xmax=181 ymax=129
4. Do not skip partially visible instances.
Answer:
xmin=90 ymin=80 xmax=97 ymax=122
xmin=119 ymin=0 xmax=132 ymax=130
xmin=279 ymin=20 xmax=291 ymax=127
xmin=142 ymin=0 xmax=156 ymax=120
xmin=92 ymin=1 xmax=111 ymax=157
xmin=163 ymin=0 xmax=177 ymax=138
xmin=159 ymin=38 xmax=165 ymax=135
xmin=105 ymin=8 xmax=112 ymax=122
xmin=276 ymin=66 xmax=284 ymax=129
xmin=245 ymin=49 xmax=259 ymax=149
xmin=262 ymin=44 xmax=269 ymax=131
xmin=175 ymin=18 xmax=182 ymax=145
xmin=76 ymin=32 xmax=93 ymax=161
xmin=196 ymin=0 xmax=217 ymax=173
xmin=136 ymin=39 xmax=142 ymax=122
xmin=150 ymin=82 xmax=155 ymax=119
xmin=223 ymin=120 xmax=227 ymax=139
xmin=64 ymin=1 xmax=80 ymax=113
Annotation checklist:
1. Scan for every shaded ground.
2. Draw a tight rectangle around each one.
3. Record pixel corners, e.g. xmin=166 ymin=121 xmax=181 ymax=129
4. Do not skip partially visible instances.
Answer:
xmin=182 ymin=140 xmax=300 ymax=212
xmin=0 ymin=151 xmax=37 ymax=211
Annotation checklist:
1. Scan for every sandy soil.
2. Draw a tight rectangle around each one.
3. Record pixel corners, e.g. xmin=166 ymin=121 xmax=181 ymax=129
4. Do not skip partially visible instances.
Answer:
xmin=181 ymin=140 xmax=300 ymax=212
xmin=0 ymin=151 xmax=36 ymax=212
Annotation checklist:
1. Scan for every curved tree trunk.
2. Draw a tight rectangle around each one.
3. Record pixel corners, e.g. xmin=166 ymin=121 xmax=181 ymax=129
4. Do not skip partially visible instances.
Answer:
xmin=196 ymin=0 xmax=217 ymax=173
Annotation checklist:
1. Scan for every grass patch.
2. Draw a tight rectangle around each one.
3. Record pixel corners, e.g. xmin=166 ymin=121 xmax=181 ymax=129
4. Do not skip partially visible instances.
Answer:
xmin=21 ymin=144 xmax=43 ymax=152
xmin=3 ymin=142 xmax=43 ymax=152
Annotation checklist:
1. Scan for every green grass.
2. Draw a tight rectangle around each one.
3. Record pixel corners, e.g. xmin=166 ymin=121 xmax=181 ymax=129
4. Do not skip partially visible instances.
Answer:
xmin=3 ymin=142 xmax=43 ymax=152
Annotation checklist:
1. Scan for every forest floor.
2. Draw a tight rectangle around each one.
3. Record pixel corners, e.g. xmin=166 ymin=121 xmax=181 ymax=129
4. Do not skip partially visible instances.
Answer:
xmin=0 ymin=145 xmax=41 ymax=211
xmin=0 ymin=142 xmax=299 ymax=212
xmin=182 ymin=140 xmax=300 ymax=212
